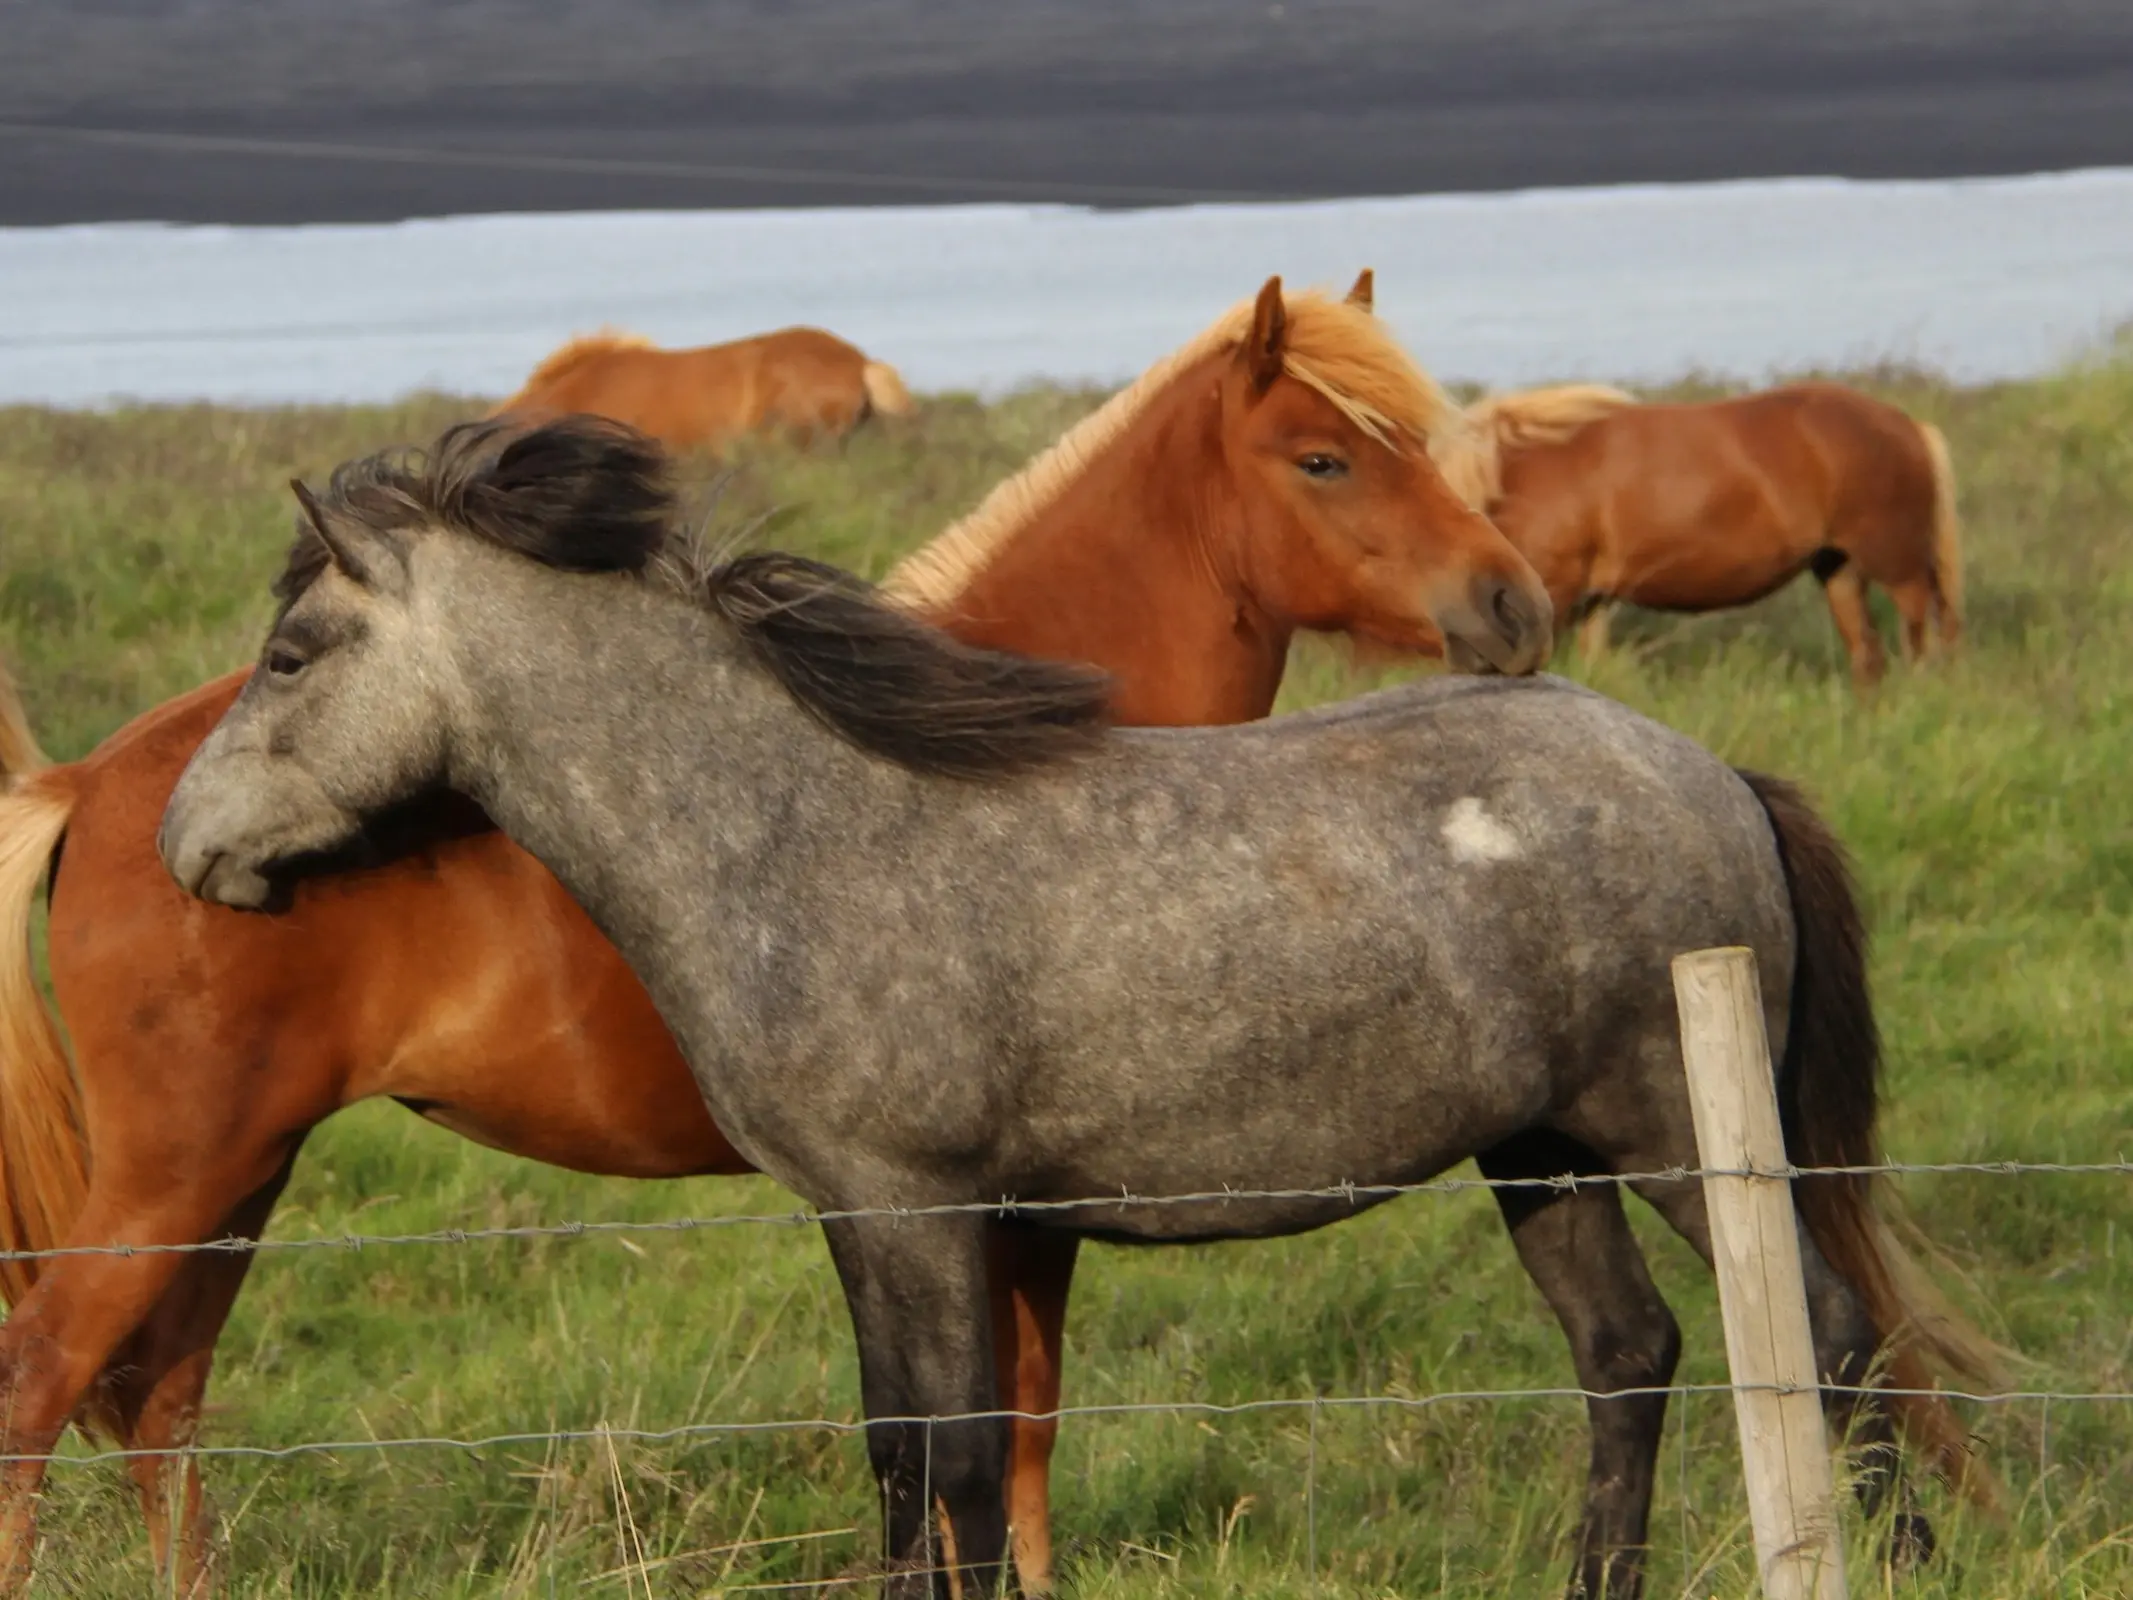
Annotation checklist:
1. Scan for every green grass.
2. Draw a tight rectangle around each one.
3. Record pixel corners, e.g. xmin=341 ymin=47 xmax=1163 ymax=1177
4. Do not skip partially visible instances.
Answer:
xmin=1 ymin=357 xmax=2129 ymax=1597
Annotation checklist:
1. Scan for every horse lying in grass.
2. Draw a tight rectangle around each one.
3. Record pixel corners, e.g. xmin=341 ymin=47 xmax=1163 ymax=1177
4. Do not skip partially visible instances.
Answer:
xmin=0 ymin=273 xmax=1550 ymax=1595
xmin=494 ymin=323 xmax=915 ymax=453
xmin=1458 ymin=379 xmax=1965 ymax=686
xmin=158 ymin=414 xmax=1999 ymax=1600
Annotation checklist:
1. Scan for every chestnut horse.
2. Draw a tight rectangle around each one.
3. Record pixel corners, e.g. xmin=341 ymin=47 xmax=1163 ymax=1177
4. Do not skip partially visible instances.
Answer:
xmin=0 ymin=275 xmax=1550 ymax=1595
xmin=1462 ymin=380 xmax=1964 ymax=685
xmin=494 ymin=324 xmax=915 ymax=453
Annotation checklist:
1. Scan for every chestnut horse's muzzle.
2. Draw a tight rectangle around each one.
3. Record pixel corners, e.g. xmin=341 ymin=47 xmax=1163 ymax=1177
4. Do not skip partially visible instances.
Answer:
xmin=1440 ymin=573 xmax=1555 ymax=677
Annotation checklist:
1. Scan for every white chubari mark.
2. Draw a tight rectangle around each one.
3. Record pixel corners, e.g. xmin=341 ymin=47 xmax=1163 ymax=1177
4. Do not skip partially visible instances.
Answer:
xmin=1441 ymin=796 xmax=1522 ymax=864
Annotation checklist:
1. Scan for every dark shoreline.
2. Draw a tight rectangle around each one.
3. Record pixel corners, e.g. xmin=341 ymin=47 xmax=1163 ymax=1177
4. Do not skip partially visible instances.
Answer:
xmin=5 ymin=1 xmax=2130 ymax=225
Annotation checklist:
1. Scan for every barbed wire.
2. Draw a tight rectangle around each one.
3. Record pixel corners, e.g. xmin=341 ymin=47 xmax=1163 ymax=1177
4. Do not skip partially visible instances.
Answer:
xmin=16 ymin=1383 xmax=2128 ymax=1469
xmin=5 ymin=1156 xmax=2121 ymax=1264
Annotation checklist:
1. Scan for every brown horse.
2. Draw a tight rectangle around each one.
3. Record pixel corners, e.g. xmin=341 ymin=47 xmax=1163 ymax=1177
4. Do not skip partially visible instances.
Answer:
xmin=1462 ymin=380 xmax=1964 ymax=685
xmin=494 ymin=324 xmax=915 ymax=453
xmin=0 ymin=275 xmax=1550 ymax=1595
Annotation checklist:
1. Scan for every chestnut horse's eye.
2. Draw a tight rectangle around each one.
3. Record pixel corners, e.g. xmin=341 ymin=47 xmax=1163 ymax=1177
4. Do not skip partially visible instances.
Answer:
xmin=265 ymin=645 xmax=308 ymax=679
xmin=1297 ymin=453 xmax=1348 ymax=480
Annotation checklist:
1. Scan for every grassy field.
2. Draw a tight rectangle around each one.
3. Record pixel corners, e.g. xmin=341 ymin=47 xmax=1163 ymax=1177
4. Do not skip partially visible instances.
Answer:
xmin=1 ymin=356 xmax=2128 ymax=1597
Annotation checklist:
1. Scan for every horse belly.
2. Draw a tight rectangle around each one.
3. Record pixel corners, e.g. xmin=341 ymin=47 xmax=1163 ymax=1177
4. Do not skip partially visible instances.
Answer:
xmin=369 ymin=999 xmax=748 ymax=1180
xmin=1599 ymin=538 xmax=1807 ymax=612
xmin=394 ymin=1074 xmax=741 ymax=1179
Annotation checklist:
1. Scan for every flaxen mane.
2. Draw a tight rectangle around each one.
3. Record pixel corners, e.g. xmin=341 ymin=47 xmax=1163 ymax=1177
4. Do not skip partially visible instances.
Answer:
xmin=881 ymin=289 xmax=1483 ymax=612
xmin=494 ymin=329 xmax=658 ymax=415
xmin=1458 ymin=384 xmax=1640 ymax=507
xmin=276 ymin=417 xmax=1111 ymax=780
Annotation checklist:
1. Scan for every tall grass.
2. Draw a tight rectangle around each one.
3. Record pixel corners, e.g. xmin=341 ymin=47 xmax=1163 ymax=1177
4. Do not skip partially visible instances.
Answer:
xmin=1 ymin=356 xmax=2127 ymax=1595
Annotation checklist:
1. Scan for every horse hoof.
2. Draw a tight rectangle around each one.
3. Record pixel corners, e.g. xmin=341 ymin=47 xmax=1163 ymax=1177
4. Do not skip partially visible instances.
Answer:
xmin=1888 ymin=1509 xmax=1937 ymax=1570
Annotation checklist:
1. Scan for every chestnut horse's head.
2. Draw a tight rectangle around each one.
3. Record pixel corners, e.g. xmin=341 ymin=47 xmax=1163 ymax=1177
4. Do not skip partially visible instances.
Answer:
xmin=1215 ymin=275 xmax=1552 ymax=674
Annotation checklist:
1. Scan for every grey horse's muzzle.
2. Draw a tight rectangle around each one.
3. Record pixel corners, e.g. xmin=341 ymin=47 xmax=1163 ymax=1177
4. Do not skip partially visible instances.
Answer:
xmin=157 ymin=787 xmax=280 ymax=909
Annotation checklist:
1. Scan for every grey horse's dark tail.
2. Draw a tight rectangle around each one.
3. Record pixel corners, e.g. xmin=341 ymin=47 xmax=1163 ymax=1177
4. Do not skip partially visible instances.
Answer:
xmin=1737 ymin=769 xmax=2007 ymax=1505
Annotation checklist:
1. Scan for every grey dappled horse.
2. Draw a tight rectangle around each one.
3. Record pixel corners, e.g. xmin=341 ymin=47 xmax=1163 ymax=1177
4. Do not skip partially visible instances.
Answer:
xmin=159 ymin=418 xmax=1992 ymax=1599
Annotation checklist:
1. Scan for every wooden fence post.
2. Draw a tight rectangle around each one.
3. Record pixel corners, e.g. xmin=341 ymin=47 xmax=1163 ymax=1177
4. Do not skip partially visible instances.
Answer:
xmin=1672 ymin=946 xmax=1848 ymax=1600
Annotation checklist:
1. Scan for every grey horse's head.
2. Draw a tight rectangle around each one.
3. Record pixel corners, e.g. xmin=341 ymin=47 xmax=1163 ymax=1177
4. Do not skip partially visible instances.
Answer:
xmin=157 ymin=417 xmax=677 ymax=908
xmin=159 ymin=415 xmax=1115 ymax=909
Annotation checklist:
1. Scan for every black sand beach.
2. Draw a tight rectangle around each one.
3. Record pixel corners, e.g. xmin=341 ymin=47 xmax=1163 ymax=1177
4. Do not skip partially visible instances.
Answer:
xmin=3 ymin=0 xmax=2130 ymax=223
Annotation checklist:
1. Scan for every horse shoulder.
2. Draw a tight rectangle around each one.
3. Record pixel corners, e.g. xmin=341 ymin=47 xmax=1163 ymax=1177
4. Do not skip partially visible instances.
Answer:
xmin=1494 ymin=422 xmax=1625 ymax=569
xmin=526 ymin=345 xmax=639 ymax=417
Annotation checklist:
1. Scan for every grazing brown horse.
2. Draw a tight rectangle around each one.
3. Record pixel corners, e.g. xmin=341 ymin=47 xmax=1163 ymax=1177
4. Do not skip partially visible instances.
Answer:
xmin=0 ymin=275 xmax=1550 ymax=1595
xmin=494 ymin=324 xmax=915 ymax=452
xmin=1463 ymin=381 xmax=1964 ymax=685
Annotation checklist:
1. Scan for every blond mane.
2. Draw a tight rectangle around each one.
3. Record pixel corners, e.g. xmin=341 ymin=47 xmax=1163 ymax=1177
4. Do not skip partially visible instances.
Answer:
xmin=882 ymin=289 xmax=1476 ymax=611
xmin=1453 ymin=383 xmax=1640 ymax=507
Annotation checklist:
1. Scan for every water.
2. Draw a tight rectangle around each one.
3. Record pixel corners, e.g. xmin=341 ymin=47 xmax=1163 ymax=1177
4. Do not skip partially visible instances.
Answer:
xmin=4 ymin=167 xmax=2131 ymax=407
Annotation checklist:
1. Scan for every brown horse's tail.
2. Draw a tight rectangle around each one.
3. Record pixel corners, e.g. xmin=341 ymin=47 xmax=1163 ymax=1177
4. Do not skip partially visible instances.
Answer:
xmin=1917 ymin=422 xmax=1964 ymax=650
xmin=1737 ymin=769 xmax=2007 ymax=1504
xmin=861 ymin=360 xmax=916 ymax=419
xmin=0 ymin=673 xmax=90 ymax=1310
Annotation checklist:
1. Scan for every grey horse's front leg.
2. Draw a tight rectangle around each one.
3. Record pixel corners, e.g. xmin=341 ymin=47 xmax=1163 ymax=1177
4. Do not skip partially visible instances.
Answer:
xmin=821 ymin=1211 xmax=1014 ymax=1599
xmin=1480 ymin=1130 xmax=1680 ymax=1600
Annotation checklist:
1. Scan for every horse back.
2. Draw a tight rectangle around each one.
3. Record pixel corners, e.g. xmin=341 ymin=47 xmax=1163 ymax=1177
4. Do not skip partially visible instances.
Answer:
xmin=513 ymin=343 xmax=747 ymax=451
xmin=499 ymin=324 xmax=878 ymax=451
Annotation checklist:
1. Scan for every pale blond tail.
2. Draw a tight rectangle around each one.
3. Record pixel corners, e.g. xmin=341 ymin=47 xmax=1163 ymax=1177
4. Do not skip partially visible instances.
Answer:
xmin=0 ymin=671 xmax=39 ymax=783
xmin=1919 ymin=422 xmax=1964 ymax=650
xmin=862 ymin=360 xmax=916 ymax=418
xmin=0 ymin=676 xmax=89 ymax=1309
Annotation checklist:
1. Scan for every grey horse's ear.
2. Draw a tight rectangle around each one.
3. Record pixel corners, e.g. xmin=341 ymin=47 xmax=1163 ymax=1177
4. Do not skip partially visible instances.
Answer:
xmin=291 ymin=479 xmax=391 ymax=589
xmin=1345 ymin=268 xmax=1374 ymax=312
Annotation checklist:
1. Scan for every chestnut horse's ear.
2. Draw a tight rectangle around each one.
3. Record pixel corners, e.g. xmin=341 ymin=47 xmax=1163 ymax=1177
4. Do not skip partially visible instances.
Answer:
xmin=291 ymin=478 xmax=385 ymax=588
xmin=1244 ymin=275 xmax=1287 ymax=392
xmin=1345 ymin=268 xmax=1375 ymax=312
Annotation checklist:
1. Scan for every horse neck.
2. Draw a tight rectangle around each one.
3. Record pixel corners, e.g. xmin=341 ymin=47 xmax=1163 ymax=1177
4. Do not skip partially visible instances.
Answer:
xmin=438 ymin=560 xmax=870 ymax=984
xmin=1478 ymin=437 xmax=1607 ymax=613
xmin=936 ymin=364 xmax=1290 ymax=726
xmin=1487 ymin=434 xmax=1591 ymax=541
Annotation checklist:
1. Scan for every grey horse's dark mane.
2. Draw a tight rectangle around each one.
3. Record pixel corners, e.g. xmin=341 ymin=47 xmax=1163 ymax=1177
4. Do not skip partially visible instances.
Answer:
xmin=274 ymin=415 xmax=1113 ymax=779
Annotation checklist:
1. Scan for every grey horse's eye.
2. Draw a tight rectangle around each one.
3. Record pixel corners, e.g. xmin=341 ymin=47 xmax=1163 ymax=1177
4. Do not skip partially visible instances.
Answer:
xmin=265 ymin=645 xmax=308 ymax=679
xmin=1297 ymin=453 xmax=1348 ymax=480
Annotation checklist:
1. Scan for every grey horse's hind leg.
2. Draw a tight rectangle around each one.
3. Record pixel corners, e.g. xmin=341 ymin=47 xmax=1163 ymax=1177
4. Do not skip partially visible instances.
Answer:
xmin=1633 ymin=1175 xmax=1935 ymax=1570
xmin=819 ymin=1212 xmax=1013 ymax=1600
xmin=1797 ymin=1226 xmax=1936 ymax=1568
xmin=1479 ymin=1130 xmax=1681 ymax=1600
